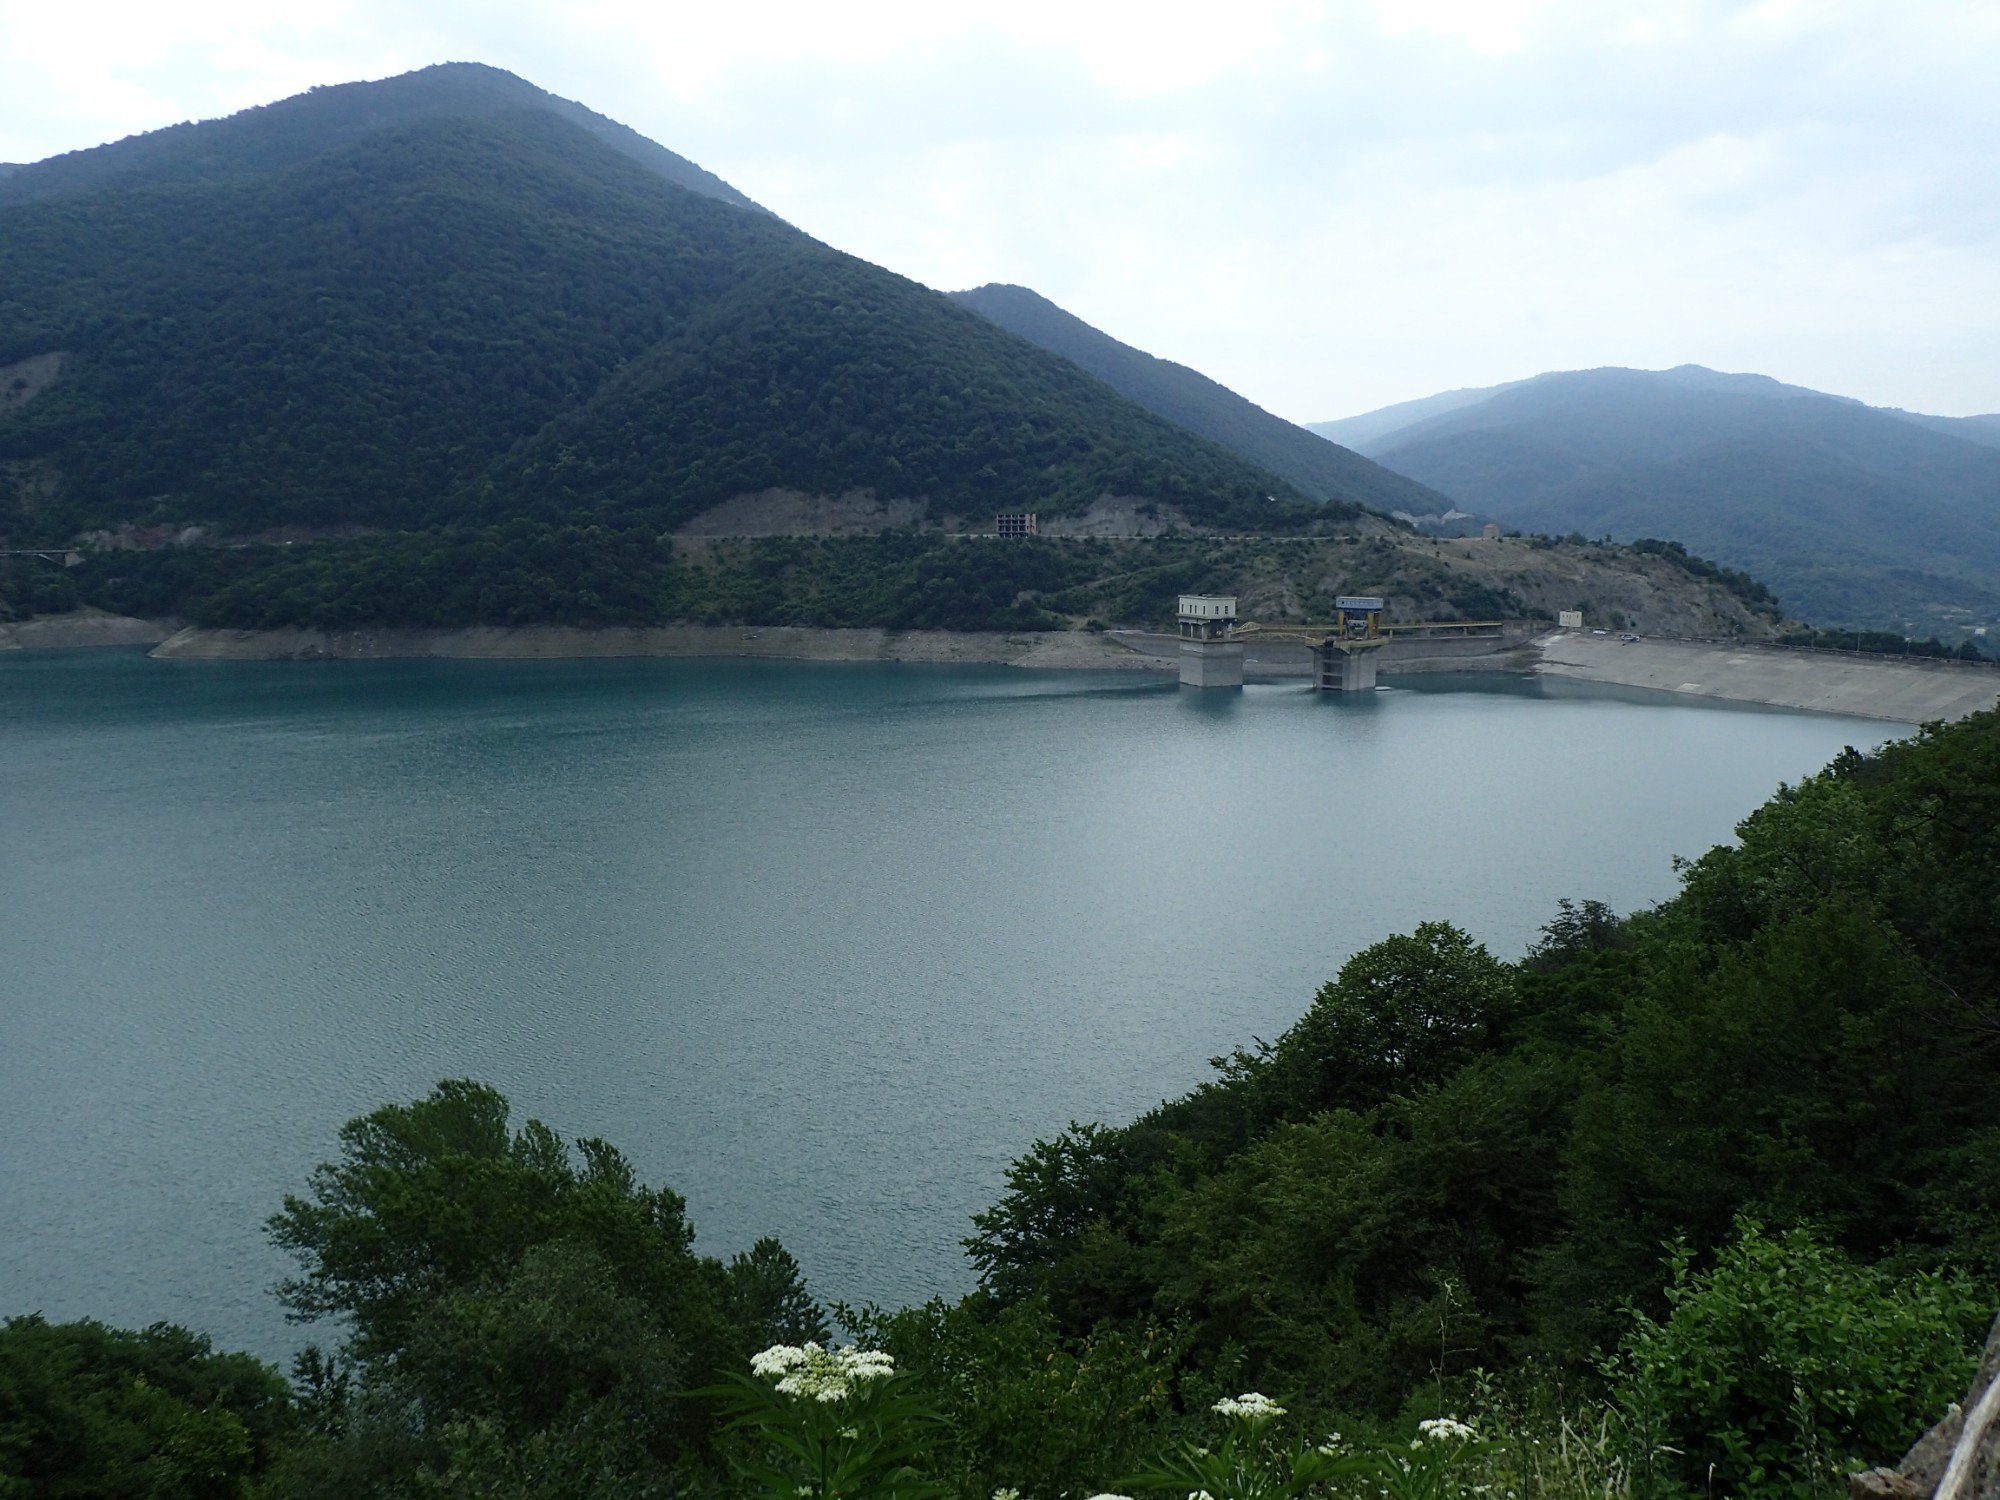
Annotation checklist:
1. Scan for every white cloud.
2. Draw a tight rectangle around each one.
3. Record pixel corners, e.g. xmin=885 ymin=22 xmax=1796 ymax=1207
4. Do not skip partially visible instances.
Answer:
xmin=2 ymin=0 xmax=1996 ymax=416
xmin=1368 ymin=0 xmax=1553 ymax=54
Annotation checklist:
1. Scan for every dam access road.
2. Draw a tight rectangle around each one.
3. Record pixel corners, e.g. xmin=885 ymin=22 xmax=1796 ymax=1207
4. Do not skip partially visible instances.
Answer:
xmin=1533 ymin=632 xmax=2000 ymax=724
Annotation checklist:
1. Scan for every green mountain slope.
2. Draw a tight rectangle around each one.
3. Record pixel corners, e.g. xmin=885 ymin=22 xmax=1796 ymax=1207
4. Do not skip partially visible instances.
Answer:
xmin=1323 ymin=366 xmax=2000 ymax=637
xmin=0 ymin=61 xmax=764 ymax=214
xmin=949 ymin=282 xmax=1455 ymax=516
xmin=0 ymin=70 xmax=1345 ymax=587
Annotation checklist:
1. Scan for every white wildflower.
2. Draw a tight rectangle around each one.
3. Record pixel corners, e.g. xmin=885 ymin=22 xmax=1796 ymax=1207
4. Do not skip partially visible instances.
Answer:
xmin=754 ymin=1342 xmax=896 ymax=1403
xmin=992 ymin=1489 xmax=1022 ymax=1500
xmin=1213 ymin=1392 xmax=1287 ymax=1420
xmin=1418 ymin=1417 xmax=1477 ymax=1445
xmin=753 ymin=1343 xmax=815 ymax=1378
xmin=1191 ymin=1490 xmax=1216 ymax=1500
xmin=1086 ymin=1493 xmax=1136 ymax=1500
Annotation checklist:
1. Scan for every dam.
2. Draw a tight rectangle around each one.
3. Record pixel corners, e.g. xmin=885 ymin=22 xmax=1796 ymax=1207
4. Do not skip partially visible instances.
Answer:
xmin=1175 ymin=594 xmax=1534 ymax=691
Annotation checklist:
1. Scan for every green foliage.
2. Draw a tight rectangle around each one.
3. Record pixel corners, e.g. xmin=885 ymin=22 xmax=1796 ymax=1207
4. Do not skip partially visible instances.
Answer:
xmin=53 ymin=528 xmax=1563 ymax=633
xmin=264 ymin=1079 xmax=821 ymax=1493
xmin=0 ymin=1315 xmax=291 ymax=1498
xmin=1369 ymin=368 xmax=2000 ymax=639
xmin=0 ymin=90 xmax=1323 ymax=552
xmin=1337 ymin=1422 xmax=1490 ymax=1500
xmin=1604 ymin=1221 xmax=1987 ymax=1500
xmin=1629 ymin=539 xmax=1775 ymax=609
xmin=701 ymin=1348 xmax=946 ymax=1500
xmin=967 ymin=713 xmax=2000 ymax=1432
xmin=728 ymin=1240 xmax=833 ymax=1347
xmin=1777 ymin=626 xmax=1988 ymax=661
xmin=848 ymin=1296 xmax=1192 ymax=1500
xmin=1257 ymin=922 xmax=1516 ymax=1122
xmin=1123 ymin=1395 xmax=1365 ymax=1500
xmin=949 ymin=283 xmax=1433 ymax=518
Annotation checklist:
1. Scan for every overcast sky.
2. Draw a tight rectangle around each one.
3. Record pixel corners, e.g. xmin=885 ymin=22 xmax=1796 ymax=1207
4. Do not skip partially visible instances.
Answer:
xmin=4 ymin=0 xmax=1996 ymax=421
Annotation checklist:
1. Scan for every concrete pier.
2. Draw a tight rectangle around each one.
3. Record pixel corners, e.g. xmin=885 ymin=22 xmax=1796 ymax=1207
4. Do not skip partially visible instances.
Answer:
xmin=1314 ymin=643 xmax=1380 ymax=692
xmin=1180 ymin=638 xmax=1244 ymax=688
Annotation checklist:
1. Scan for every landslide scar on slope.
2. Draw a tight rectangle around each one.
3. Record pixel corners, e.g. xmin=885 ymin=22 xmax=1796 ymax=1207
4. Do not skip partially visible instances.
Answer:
xmin=0 ymin=352 xmax=67 ymax=417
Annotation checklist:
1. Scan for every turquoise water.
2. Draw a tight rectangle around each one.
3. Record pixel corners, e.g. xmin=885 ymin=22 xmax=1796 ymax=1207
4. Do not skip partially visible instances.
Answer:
xmin=0 ymin=650 xmax=1891 ymax=1358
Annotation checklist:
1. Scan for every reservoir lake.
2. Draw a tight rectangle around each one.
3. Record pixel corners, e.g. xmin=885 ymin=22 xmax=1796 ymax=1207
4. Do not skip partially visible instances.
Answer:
xmin=0 ymin=649 xmax=1893 ymax=1359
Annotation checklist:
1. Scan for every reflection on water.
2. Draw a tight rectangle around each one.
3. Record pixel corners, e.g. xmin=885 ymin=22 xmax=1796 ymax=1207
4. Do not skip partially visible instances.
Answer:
xmin=0 ymin=649 xmax=1890 ymax=1357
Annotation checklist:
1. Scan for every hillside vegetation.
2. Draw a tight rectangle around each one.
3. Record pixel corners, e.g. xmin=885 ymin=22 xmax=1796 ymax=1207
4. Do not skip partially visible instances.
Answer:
xmin=0 ymin=61 xmax=765 ymax=214
xmin=5 ymin=525 xmax=1781 ymax=638
xmin=0 ymin=66 xmax=1337 ymax=568
xmin=1314 ymin=366 xmax=2000 ymax=640
xmin=949 ymin=283 xmax=1456 ymax=517
xmin=7 ymin=707 xmax=1997 ymax=1500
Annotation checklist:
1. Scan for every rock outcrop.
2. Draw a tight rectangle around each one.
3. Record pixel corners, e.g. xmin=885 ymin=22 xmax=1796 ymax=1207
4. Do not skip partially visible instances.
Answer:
xmin=1853 ymin=1314 xmax=2000 ymax=1500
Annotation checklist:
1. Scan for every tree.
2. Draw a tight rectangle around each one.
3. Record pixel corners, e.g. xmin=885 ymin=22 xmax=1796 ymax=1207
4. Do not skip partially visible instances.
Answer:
xmin=0 ymin=1315 xmax=290 ymax=1498
xmin=1259 ymin=921 xmax=1515 ymax=1121
xmin=266 ymin=1080 xmax=804 ymax=1484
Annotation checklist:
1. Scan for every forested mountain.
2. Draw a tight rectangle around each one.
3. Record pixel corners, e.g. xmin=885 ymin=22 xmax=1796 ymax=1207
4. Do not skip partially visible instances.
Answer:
xmin=0 ymin=62 xmax=764 ymax=213
xmin=1312 ymin=366 xmax=2000 ymax=637
xmin=949 ymin=283 xmax=1456 ymax=516
xmin=0 ymin=66 xmax=1346 ymax=622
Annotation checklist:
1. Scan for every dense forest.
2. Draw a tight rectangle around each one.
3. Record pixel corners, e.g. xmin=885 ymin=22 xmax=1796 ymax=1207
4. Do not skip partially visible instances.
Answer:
xmin=7 ymin=710 xmax=1996 ymax=1499
xmin=0 ymin=527 xmax=1783 ymax=637
xmin=0 ymin=66 xmax=1356 ymax=559
xmin=947 ymin=283 xmax=1456 ymax=517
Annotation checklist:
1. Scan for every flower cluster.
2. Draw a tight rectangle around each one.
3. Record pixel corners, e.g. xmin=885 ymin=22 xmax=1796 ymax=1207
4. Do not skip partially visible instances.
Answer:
xmin=1213 ymin=1393 xmax=1287 ymax=1421
xmin=1417 ymin=1417 xmax=1477 ymax=1445
xmin=750 ymin=1342 xmax=897 ymax=1403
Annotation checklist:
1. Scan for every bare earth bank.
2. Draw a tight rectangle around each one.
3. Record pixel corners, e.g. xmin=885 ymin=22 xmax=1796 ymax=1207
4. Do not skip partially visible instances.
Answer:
xmin=147 ymin=622 xmax=1167 ymax=672
xmin=0 ymin=610 xmax=175 ymax=651
xmin=1535 ymin=633 xmax=2000 ymax=724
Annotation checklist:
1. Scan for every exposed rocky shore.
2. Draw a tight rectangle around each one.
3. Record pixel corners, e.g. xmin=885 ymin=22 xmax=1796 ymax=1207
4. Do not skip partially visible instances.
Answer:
xmin=11 ymin=612 xmax=1994 ymax=724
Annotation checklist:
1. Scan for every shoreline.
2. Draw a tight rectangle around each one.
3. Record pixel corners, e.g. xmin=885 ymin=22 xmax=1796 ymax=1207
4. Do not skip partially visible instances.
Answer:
xmin=8 ymin=615 xmax=1995 ymax=724
xmin=145 ymin=621 xmax=1171 ymax=672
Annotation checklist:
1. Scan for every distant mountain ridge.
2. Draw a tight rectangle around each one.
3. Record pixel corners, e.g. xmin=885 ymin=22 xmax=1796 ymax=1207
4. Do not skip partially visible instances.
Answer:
xmin=1313 ymin=366 xmax=2000 ymax=637
xmin=0 ymin=62 xmax=765 ymax=214
xmin=949 ymin=283 xmax=1457 ymax=519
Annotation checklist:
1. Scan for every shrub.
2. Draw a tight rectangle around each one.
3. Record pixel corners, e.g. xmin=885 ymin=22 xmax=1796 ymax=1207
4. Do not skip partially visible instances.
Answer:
xmin=1603 ymin=1221 xmax=1988 ymax=1500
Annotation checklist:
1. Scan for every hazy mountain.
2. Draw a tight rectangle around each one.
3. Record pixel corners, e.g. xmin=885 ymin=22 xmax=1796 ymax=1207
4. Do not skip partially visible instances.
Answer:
xmin=0 ymin=64 xmax=1358 ymax=585
xmin=1889 ymin=410 xmax=2000 ymax=451
xmin=950 ymin=283 xmax=1454 ymax=517
xmin=1316 ymin=366 xmax=2000 ymax=636
xmin=1308 ymin=382 xmax=1528 ymax=452
xmin=0 ymin=62 xmax=765 ymax=214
